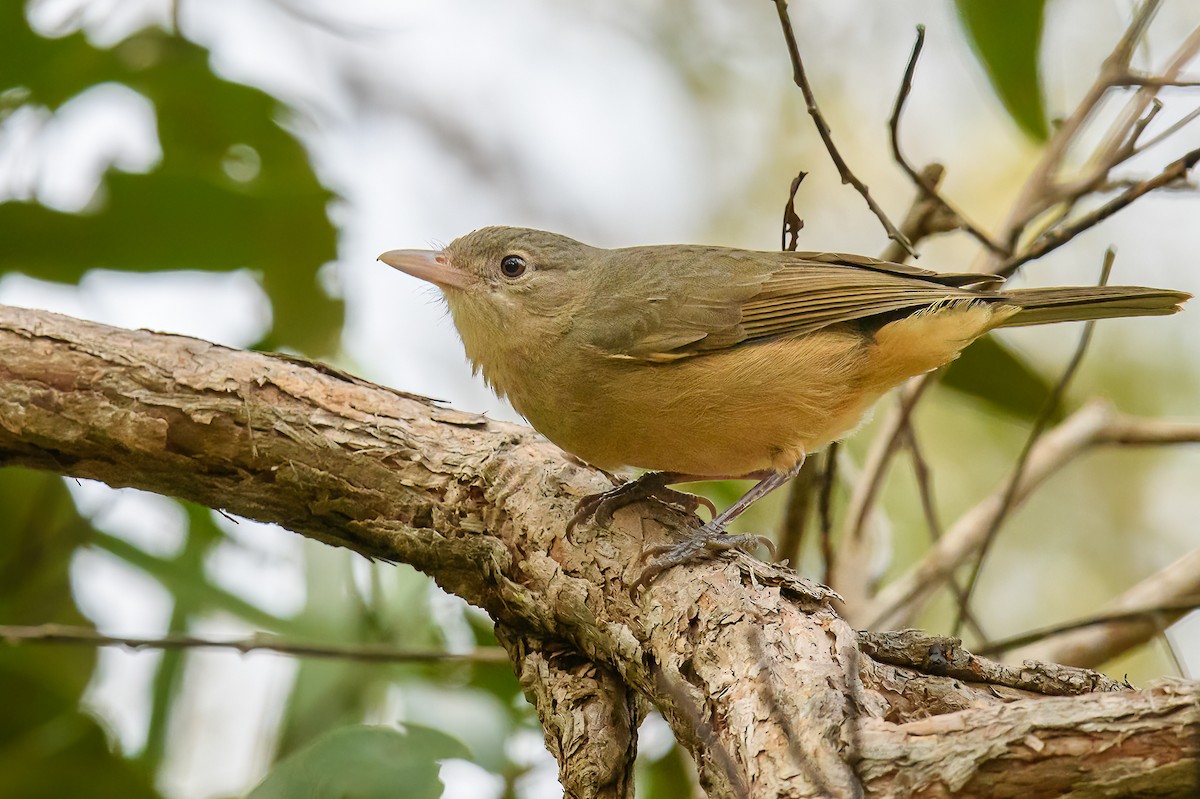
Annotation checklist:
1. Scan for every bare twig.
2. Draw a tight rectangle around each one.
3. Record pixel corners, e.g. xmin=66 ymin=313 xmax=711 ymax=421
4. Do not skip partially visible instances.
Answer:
xmin=997 ymin=146 xmax=1200 ymax=277
xmin=901 ymin=423 xmax=988 ymax=643
xmin=1114 ymin=75 xmax=1200 ymax=88
xmin=888 ymin=25 xmax=1007 ymax=257
xmin=1009 ymin=547 xmax=1200 ymax=667
xmin=841 ymin=378 xmax=932 ymax=551
xmin=978 ymin=597 xmax=1200 ymax=657
xmin=865 ymin=402 xmax=1200 ymax=631
xmin=776 ymin=455 xmax=820 ymax=568
xmin=0 ymin=623 xmax=511 ymax=664
xmin=817 ymin=444 xmax=838 ymax=587
xmin=1133 ymin=104 xmax=1200 ymax=157
xmin=771 ymin=0 xmax=915 ymax=257
xmin=986 ymin=0 xmax=1165 ymax=264
xmin=832 ymin=377 xmax=932 ymax=619
xmin=951 ymin=251 xmax=1115 ymax=635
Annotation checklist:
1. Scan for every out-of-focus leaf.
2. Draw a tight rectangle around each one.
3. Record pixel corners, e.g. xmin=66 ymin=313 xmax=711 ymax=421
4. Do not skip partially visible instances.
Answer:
xmin=248 ymin=724 xmax=468 ymax=799
xmin=637 ymin=743 xmax=693 ymax=799
xmin=0 ymin=469 xmax=162 ymax=798
xmin=942 ymin=335 xmax=1062 ymax=421
xmin=0 ymin=6 xmax=341 ymax=353
xmin=954 ymin=0 xmax=1049 ymax=141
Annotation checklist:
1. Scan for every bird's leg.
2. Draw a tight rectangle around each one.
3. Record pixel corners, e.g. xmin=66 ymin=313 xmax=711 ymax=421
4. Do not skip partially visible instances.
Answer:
xmin=633 ymin=455 xmax=806 ymax=592
xmin=567 ymin=471 xmax=718 ymax=534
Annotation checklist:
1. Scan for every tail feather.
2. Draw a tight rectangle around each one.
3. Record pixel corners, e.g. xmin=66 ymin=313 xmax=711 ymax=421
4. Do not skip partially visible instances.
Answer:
xmin=994 ymin=286 xmax=1191 ymax=328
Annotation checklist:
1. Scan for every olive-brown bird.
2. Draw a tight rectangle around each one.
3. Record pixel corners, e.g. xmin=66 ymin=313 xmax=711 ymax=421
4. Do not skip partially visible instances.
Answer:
xmin=381 ymin=227 xmax=1189 ymax=585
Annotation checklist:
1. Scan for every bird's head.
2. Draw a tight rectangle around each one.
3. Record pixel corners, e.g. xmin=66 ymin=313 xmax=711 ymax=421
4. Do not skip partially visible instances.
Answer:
xmin=379 ymin=226 xmax=598 ymax=370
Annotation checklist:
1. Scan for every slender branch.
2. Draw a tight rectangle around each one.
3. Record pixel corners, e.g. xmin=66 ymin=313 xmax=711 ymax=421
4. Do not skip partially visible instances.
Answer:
xmin=977 ymin=596 xmax=1200 ymax=658
xmin=780 ymin=170 xmax=808 ymax=252
xmin=864 ymin=401 xmax=1200 ymax=631
xmin=887 ymin=25 xmax=1007 ymax=257
xmin=0 ymin=623 xmax=510 ymax=664
xmin=817 ymin=444 xmax=838 ymax=587
xmin=900 ymin=423 xmax=988 ymax=643
xmin=770 ymin=0 xmax=915 ymax=257
xmin=1008 ymin=546 xmax=1200 ymax=668
xmin=776 ymin=455 xmax=819 ymax=568
xmin=951 ymin=251 xmax=1114 ymax=634
xmin=832 ymin=377 xmax=932 ymax=621
xmin=985 ymin=0 xmax=1164 ymax=263
xmin=996 ymin=146 xmax=1200 ymax=277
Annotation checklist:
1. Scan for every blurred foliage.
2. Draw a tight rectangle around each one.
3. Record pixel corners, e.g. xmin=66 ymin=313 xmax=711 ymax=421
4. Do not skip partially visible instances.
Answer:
xmin=0 ymin=470 xmax=161 ymax=799
xmin=247 ymin=724 xmax=467 ymax=799
xmin=954 ymin=0 xmax=1049 ymax=140
xmin=943 ymin=336 xmax=1061 ymax=423
xmin=0 ymin=2 xmax=341 ymax=354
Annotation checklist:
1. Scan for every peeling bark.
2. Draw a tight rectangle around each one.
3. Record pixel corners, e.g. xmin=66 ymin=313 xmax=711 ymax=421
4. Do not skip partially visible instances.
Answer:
xmin=0 ymin=304 xmax=1196 ymax=798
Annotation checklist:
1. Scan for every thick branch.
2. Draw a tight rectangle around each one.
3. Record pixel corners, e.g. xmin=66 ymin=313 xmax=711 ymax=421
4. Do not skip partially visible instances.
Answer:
xmin=1 ymin=305 xmax=1195 ymax=798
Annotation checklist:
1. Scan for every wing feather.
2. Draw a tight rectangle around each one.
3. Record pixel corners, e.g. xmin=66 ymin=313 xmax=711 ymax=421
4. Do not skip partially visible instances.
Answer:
xmin=584 ymin=247 xmax=998 ymax=361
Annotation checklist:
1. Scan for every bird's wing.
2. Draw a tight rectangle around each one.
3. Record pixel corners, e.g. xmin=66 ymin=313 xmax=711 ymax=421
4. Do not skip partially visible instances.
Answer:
xmin=588 ymin=249 xmax=999 ymax=362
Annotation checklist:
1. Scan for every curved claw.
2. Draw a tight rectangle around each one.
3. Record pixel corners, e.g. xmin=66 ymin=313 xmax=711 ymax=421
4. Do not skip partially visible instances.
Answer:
xmin=567 ymin=473 xmax=710 ymax=534
xmin=631 ymin=526 xmax=777 ymax=593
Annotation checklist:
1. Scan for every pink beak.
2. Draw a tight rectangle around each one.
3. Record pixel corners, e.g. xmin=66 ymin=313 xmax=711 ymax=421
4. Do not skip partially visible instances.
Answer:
xmin=378 ymin=249 xmax=477 ymax=290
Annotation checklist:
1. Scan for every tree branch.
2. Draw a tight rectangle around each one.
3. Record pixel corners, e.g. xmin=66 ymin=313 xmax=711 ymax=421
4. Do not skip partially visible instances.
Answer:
xmin=1 ymin=304 xmax=1196 ymax=797
xmin=0 ymin=623 xmax=508 ymax=663
xmin=864 ymin=402 xmax=1200 ymax=632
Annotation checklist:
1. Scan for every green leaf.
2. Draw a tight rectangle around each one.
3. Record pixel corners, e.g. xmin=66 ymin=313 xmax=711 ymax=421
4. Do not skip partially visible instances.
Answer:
xmin=248 ymin=725 xmax=469 ymax=799
xmin=0 ymin=469 xmax=163 ymax=799
xmin=942 ymin=335 xmax=1061 ymax=421
xmin=954 ymin=0 xmax=1049 ymax=141
xmin=0 ymin=8 xmax=341 ymax=354
xmin=637 ymin=743 xmax=693 ymax=799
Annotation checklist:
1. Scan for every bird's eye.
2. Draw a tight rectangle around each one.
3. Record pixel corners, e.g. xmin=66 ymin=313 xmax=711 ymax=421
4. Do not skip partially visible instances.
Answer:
xmin=500 ymin=255 xmax=527 ymax=278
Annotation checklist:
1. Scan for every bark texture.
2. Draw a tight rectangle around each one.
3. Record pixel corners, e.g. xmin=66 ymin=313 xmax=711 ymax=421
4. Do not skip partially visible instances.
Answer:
xmin=0 ymin=304 xmax=1196 ymax=798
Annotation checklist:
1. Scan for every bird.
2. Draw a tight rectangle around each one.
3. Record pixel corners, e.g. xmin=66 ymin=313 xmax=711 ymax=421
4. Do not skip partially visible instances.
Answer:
xmin=380 ymin=226 xmax=1189 ymax=587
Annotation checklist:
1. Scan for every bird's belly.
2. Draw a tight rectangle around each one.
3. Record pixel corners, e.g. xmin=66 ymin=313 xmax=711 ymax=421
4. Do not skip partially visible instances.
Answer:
xmin=525 ymin=332 xmax=878 ymax=476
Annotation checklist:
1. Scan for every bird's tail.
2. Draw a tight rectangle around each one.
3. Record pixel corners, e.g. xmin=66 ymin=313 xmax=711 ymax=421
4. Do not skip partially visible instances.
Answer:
xmin=993 ymin=286 xmax=1191 ymax=327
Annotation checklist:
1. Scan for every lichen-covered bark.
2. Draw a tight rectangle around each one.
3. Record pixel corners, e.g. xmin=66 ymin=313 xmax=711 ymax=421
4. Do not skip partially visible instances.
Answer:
xmin=1 ymin=304 xmax=1196 ymax=798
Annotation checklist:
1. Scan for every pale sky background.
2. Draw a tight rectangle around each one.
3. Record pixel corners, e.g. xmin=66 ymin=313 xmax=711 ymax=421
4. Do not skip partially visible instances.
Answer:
xmin=3 ymin=1 xmax=1200 ymax=797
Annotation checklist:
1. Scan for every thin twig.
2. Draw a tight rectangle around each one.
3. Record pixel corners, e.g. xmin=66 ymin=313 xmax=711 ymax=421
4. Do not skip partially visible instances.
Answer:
xmin=1010 ymin=546 xmax=1200 ymax=667
xmin=888 ymin=25 xmax=1007 ymax=257
xmin=997 ymin=146 xmax=1200 ymax=277
xmin=901 ymin=423 xmax=988 ymax=643
xmin=777 ymin=456 xmax=820 ymax=568
xmin=984 ymin=0 xmax=1164 ymax=266
xmin=951 ymin=250 xmax=1116 ymax=635
xmin=817 ymin=444 xmax=838 ymax=587
xmin=879 ymin=165 xmax=957 ymax=263
xmin=0 ymin=623 xmax=510 ymax=664
xmin=1133 ymin=104 xmax=1200 ymax=156
xmin=771 ymin=0 xmax=915 ymax=257
xmin=842 ymin=378 xmax=932 ymax=548
xmin=1114 ymin=75 xmax=1200 ymax=88
xmin=977 ymin=597 xmax=1200 ymax=657
xmin=865 ymin=403 xmax=1200 ymax=630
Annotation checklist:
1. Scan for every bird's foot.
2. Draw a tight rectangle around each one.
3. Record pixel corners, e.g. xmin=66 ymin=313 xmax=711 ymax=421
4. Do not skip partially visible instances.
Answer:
xmin=632 ymin=523 xmax=776 ymax=593
xmin=567 ymin=472 xmax=716 ymax=534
